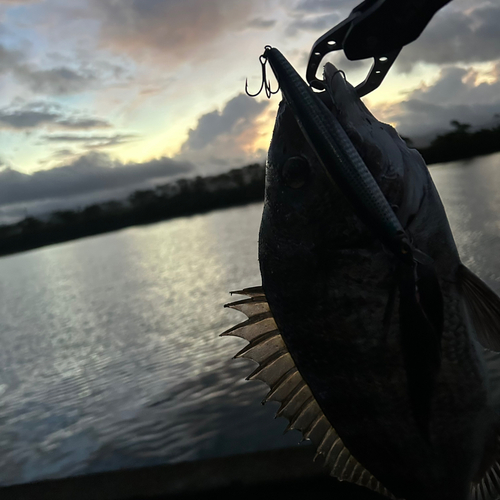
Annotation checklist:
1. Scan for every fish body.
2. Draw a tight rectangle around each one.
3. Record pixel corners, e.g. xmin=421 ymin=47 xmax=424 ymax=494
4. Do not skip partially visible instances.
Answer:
xmin=224 ymin=51 xmax=500 ymax=500
xmin=259 ymin=98 xmax=489 ymax=499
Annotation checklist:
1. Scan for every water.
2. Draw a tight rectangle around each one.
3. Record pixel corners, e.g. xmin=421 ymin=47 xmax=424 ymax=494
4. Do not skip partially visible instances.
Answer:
xmin=0 ymin=153 xmax=499 ymax=486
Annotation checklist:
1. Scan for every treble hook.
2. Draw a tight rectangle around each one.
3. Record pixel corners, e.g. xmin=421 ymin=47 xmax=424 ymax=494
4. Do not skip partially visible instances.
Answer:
xmin=245 ymin=46 xmax=280 ymax=99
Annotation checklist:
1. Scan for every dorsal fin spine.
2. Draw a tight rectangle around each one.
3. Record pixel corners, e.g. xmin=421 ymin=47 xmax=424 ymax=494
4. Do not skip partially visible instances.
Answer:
xmin=246 ymin=350 xmax=287 ymax=380
xmin=284 ymin=396 xmax=315 ymax=432
xmin=262 ymin=367 xmax=298 ymax=404
xmin=223 ymin=287 xmax=398 ymax=499
xmin=234 ymin=330 xmax=281 ymax=359
xmin=220 ymin=312 xmax=273 ymax=337
xmin=332 ymin=447 xmax=350 ymax=475
xmin=303 ymin=412 xmax=323 ymax=440
xmin=276 ymin=381 xmax=307 ymax=418
xmin=315 ymin=427 xmax=336 ymax=460
xmin=325 ymin=436 xmax=342 ymax=463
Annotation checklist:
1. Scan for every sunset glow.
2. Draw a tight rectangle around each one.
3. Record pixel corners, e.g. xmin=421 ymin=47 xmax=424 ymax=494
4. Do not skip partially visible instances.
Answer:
xmin=0 ymin=0 xmax=498 ymax=222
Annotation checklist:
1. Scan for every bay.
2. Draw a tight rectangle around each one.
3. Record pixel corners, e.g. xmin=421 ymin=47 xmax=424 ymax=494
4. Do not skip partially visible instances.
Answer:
xmin=0 ymin=153 xmax=499 ymax=486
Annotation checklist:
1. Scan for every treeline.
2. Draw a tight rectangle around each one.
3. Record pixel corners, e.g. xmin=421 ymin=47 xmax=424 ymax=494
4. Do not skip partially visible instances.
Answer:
xmin=0 ymin=164 xmax=264 ymax=257
xmin=1 ymin=119 xmax=500 ymax=257
xmin=410 ymin=119 xmax=500 ymax=164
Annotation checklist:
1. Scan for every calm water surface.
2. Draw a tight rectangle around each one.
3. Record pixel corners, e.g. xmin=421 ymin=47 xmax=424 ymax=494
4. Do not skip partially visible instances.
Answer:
xmin=0 ymin=153 xmax=499 ymax=485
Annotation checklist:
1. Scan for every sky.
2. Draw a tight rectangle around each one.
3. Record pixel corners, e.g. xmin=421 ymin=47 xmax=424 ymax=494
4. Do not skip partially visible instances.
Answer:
xmin=0 ymin=0 xmax=499 ymax=222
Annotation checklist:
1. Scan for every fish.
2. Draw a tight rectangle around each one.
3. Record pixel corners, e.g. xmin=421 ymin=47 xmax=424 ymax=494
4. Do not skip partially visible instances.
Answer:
xmin=222 ymin=48 xmax=500 ymax=500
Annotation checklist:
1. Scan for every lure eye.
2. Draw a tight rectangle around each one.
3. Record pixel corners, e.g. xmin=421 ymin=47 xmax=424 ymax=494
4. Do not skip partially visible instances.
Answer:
xmin=281 ymin=156 xmax=310 ymax=189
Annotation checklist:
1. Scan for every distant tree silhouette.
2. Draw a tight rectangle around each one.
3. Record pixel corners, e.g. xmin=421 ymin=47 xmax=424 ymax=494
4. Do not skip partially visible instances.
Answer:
xmin=417 ymin=118 xmax=500 ymax=164
xmin=82 ymin=204 xmax=103 ymax=221
xmin=19 ymin=216 xmax=44 ymax=233
xmin=129 ymin=190 xmax=159 ymax=208
xmin=450 ymin=120 xmax=472 ymax=134
xmin=0 ymin=164 xmax=265 ymax=257
xmin=50 ymin=210 xmax=79 ymax=225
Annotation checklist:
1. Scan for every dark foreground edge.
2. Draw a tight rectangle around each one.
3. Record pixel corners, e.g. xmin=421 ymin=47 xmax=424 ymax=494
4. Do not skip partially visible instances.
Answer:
xmin=1 ymin=447 xmax=387 ymax=500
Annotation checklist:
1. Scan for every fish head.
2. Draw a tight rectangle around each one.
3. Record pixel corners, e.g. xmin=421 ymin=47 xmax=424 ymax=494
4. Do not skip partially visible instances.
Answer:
xmin=261 ymin=91 xmax=353 ymax=247
xmin=260 ymin=62 xmax=458 ymax=292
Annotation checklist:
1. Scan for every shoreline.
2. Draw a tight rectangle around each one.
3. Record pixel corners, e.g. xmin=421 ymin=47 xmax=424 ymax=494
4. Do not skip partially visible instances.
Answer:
xmin=0 ymin=198 xmax=262 ymax=259
xmin=0 ymin=447 xmax=385 ymax=500
xmin=0 ymin=151 xmax=497 ymax=259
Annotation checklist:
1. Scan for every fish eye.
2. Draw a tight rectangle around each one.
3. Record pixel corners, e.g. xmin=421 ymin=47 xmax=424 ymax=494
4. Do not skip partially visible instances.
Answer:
xmin=281 ymin=156 xmax=310 ymax=189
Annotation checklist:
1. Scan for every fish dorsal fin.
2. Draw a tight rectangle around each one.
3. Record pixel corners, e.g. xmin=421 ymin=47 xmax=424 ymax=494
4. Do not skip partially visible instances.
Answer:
xmin=471 ymin=433 xmax=500 ymax=500
xmin=222 ymin=287 xmax=397 ymax=499
xmin=458 ymin=265 xmax=500 ymax=351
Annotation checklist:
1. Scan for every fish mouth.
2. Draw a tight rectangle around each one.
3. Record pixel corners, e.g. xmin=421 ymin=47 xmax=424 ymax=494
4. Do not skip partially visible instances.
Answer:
xmin=317 ymin=63 xmax=355 ymax=113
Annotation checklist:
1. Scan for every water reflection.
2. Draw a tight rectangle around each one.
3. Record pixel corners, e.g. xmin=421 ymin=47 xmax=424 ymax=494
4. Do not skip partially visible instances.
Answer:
xmin=0 ymin=153 xmax=499 ymax=485
xmin=431 ymin=152 xmax=500 ymax=288
xmin=0 ymin=204 xmax=299 ymax=486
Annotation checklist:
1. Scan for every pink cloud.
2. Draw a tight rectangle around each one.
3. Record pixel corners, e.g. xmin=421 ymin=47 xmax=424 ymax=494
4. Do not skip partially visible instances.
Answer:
xmin=94 ymin=0 xmax=256 ymax=63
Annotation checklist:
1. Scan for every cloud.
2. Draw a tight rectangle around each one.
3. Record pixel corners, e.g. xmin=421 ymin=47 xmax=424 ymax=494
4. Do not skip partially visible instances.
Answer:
xmin=14 ymin=66 xmax=97 ymax=95
xmin=0 ymin=40 xmax=131 ymax=97
xmin=93 ymin=0 xmax=255 ymax=62
xmin=0 ymin=0 xmax=39 ymax=3
xmin=0 ymin=152 xmax=193 ymax=206
xmin=177 ymin=93 xmax=271 ymax=173
xmin=41 ymin=133 xmax=138 ymax=149
xmin=373 ymin=64 xmax=500 ymax=138
xmin=246 ymin=17 xmax=276 ymax=30
xmin=182 ymin=93 xmax=267 ymax=152
xmin=0 ymin=45 xmax=23 ymax=73
xmin=0 ymin=42 xmax=100 ymax=95
xmin=291 ymin=0 xmax=352 ymax=14
xmin=50 ymin=148 xmax=75 ymax=158
xmin=0 ymin=102 xmax=111 ymax=130
xmin=285 ymin=12 xmax=340 ymax=37
xmin=290 ymin=0 xmax=352 ymax=14
xmin=409 ymin=66 xmax=500 ymax=106
xmin=396 ymin=2 xmax=500 ymax=71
